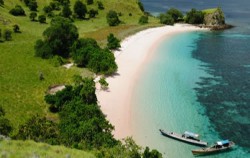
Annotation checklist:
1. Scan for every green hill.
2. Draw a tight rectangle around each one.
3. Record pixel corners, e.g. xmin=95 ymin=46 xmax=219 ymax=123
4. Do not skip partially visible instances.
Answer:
xmin=0 ymin=0 xmax=160 ymax=156
xmin=0 ymin=139 xmax=96 ymax=158
xmin=0 ymin=0 xmax=159 ymax=133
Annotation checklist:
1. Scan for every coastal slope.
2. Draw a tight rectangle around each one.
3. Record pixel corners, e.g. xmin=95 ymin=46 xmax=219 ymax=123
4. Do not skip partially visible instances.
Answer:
xmin=96 ymin=24 xmax=208 ymax=139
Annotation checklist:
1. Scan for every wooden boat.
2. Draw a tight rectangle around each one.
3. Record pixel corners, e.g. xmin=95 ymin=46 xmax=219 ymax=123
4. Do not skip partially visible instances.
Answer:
xmin=192 ymin=140 xmax=235 ymax=155
xmin=159 ymin=129 xmax=208 ymax=146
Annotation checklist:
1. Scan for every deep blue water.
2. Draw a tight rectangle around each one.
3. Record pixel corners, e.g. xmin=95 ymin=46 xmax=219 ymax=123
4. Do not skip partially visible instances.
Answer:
xmin=139 ymin=0 xmax=250 ymax=156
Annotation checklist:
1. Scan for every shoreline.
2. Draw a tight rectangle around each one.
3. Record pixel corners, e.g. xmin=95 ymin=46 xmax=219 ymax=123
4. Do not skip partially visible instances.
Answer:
xmin=96 ymin=24 xmax=208 ymax=139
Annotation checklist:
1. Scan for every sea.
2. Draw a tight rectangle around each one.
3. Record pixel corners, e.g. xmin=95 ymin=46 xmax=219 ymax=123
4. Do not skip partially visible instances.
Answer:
xmin=131 ymin=0 xmax=250 ymax=157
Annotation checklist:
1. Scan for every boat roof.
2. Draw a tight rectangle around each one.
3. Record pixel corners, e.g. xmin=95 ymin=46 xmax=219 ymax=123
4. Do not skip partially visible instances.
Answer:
xmin=217 ymin=140 xmax=229 ymax=145
xmin=184 ymin=131 xmax=199 ymax=138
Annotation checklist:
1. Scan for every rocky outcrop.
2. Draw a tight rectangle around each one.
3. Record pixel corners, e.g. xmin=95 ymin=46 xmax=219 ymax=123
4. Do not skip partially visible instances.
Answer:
xmin=203 ymin=8 xmax=225 ymax=26
xmin=201 ymin=8 xmax=233 ymax=30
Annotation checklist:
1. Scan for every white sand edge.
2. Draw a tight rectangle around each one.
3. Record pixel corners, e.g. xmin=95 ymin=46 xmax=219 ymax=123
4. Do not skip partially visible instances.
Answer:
xmin=96 ymin=24 xmax=208 ymax=139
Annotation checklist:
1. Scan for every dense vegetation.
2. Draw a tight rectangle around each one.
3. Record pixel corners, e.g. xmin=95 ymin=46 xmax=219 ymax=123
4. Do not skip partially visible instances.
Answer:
xmin=0 ymin=0 xmax=163 ymax=156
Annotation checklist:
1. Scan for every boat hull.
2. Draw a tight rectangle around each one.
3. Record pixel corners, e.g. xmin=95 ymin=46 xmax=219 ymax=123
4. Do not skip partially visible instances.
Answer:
xmin=192 ymin=142 xmax=235 ymax=155
xmin=159 ymin=129 xmax=208 ymax=147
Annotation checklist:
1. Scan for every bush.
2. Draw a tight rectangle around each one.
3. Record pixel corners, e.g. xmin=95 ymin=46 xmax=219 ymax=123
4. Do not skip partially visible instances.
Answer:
xmin=74 ymin=0 xmax=87 ymax=19
xmin=138 ymin=1 xmax=144 ymax=12
xmin=106 ymin=10 xmax=120 ymax=26
xmin=167 ymin=8 xmax=183 ymax=22
xmin=0 ymin=106 xmax=12 ymax=136
xmin=139 ymin=15 xmax=148 ymax=24
xmin=107 ymin=33 xmax=120 ymax=50
xmin=13 ymin=24 xmax=20 ymax=33
xmin=28 ymin=0 xmax=38 ymax=11
xmin=185 ymin=8 xmax=204 ymax=24
xmin=15 ymin=115 xmax=59 ymax=144
xmin=62 ymin=4 xmax=72 ymax=18
xmin=86 ymin=0 xmax=93 ymax=5
xmin=99 ymin=77 xmax=109 ymax=90
xmin=89 ymin=9 xmax=98 ymax=18
xmin=9 ymin=5 xmax=25 ymax=16
xmin=29 ymin=12 xmax=37 ymax=21
xmin=38 ymin=15 xmax=46 ymax=23
xmin=97 ymin=1 xmax=104 ymax=10
xmin=4 ymin=29 xmax=12 ymax=41
xmin=43 ymin=5 xmax=53 ymax=14
xmin=159 ymin=13 xmax=174 ymax=25
xmin=0 ymin=0 xmax=4 ymax=6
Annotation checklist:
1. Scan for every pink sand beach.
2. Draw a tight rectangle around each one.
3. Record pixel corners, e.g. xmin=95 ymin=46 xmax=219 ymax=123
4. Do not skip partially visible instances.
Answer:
xmin=96 ymin=24 xmax=207 ymax=139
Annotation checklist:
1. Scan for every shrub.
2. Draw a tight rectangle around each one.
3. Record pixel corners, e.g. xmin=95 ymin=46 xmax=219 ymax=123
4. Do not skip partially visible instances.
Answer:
xmin=62 ymin=4 xmax=72 ymax=18
xmin=159 ymin=13 xmax=174 ymax=25
xmin=88 ymin=9 xmax=98 ymax=18
xmin=29 ymin=12 xmax=37 ymax=21
xmin=43 ymin=5 xmax=53 ymax=14
xmin=97 ymin=1 xmax=104 ymax=10
xmin=4 ymin=29 xmax=12 ymax=41
xmin=38 ymin=15 xmax=46 ymax=23
xmin=9 ymin=5 xmax=25 ymax=16
xmin=107 ymin=33 xmax=120 ymax=50
xmin=139 ymin=15 xmax=148 ymax=24
xmin=99 ymin=77 xmax=109 ymax=90
xmin=74 ymin=0 xmax=87 ymax=19
xmin=13 ymin=24 xmax=20 ymax=33
xmin=106 ymin=10 xmax=120 ymax=26
xmin=0 ymin=106 xmax=12 ymax=136
xmin=185 ymin=8 xmax=204 ymax=24
xmin=167 ymin=8 xmax=183 ymax=22
xmin=86 ymin=0 xmax=93 ymax=5
xmin=28 ymin=0 xmax=38 ymax=11
xmin=138 ymin=1 xmax=144 ymax=12
xmin=15 ymin=115 xmax=59 ymax=144
xmin=0 ymin=0 xmax=4 ymax=6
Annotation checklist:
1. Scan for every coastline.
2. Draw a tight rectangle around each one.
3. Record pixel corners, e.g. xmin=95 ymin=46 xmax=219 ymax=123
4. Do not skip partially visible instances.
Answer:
xmin=96 ymin=24 xmax=208 ymax=139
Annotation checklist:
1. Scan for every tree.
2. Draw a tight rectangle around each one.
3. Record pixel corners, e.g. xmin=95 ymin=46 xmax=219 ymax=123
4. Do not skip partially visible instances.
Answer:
xmin=28 ymin=0 xmax=38 ymax=11
xmin=159 ymin=13 xmax=174 ymax=25
xmin=15 ymin=115 xmax=59 ymax=144
xmin=0 ymin=0 xmax=4 ymax=6
xmin=97 ymin=1 xmax=104 ymax=10
xmin=106 ymin=10 xmax=120 ymax=26
xmin=107 ymin=33 xmax=120 ymax=50
xmin=143 ymin=146 xmax=162 ymax=158
xmin=138 ymin=1 xmax=144 ymax=12
xmin=86 ymin=0 xmax=93 ymax=5
xmin=13 ymin=24 xmax=20 ymax=33
xmin=62 ymin=4 xmax=72 ymax=18
xmin=74 ymin=0 xmax=87 ymax=19
xmin=99 ymin=77 xmax=109 ymax=90
xmin=167 ymin=8 xmax=183 ymax=22
xmin=24 ymin=0 xmax=30 ymax=6
xmin=29 ymin=12 xmax=37 ymax=21
xmin=43 ymin=5 xmax=53 ymax=14
xmin=35 ymin=17 xmax=78 ymax=58
xmin=139 ymin=15 xmax=148 ymax=24
xmin=88 ymin=9 xmax=98 ymax=18
xmin=0 ymin=106 xmax=12 ymax=136
xmin=38 ymin=15 xmax=46 ymax=23
xmin=4 ymin=29 xmax=12 ymax=41
xmin=185 ymin=8 xmax=204 ymax=24
xmin=9 ymin=5 xmax=25 ymax=16
xmin=0 ymin=29 xmax=2 ymax=41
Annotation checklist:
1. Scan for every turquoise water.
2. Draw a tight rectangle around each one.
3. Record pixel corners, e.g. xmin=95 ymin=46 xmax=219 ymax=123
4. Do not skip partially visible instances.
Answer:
xmin=131 ymin=32 xmax=249 ymax=157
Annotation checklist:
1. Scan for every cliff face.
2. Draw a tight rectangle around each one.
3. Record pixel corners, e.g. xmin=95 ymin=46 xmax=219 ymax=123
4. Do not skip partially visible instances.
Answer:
xmin=203 ymin=8 xmax=225 ymax=26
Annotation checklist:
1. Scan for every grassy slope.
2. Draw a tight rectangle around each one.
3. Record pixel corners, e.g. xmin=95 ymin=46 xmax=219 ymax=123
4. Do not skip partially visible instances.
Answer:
xmin=202 ymin=8 xmax=217 ymax=14
xmin=0 ymin=140 xmax=96 ymax=158
xmin=0 ymin=0 xmax=159 ymax=156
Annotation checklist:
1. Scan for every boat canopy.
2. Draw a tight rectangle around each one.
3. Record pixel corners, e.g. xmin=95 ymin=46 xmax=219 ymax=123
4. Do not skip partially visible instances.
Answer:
xmin=184 ymin=131 xmax=199 ymax=138
xmin=217 ymin=140 xmax=229 ymax=146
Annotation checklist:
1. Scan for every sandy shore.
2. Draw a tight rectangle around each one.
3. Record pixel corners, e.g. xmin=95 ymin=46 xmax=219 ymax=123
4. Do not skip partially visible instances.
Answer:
xmin=96 ymin=24 xmax=207 ymax=139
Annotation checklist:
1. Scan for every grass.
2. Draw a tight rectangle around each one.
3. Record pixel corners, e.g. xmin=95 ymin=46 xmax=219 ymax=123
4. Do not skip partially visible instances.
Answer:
xmin=0 ymin=0 xmax=160 ymax=133
xmin=202 ymin=8 xmax=218 ymax=14
xmin=0 ymin=139 xmax=96 ymax=158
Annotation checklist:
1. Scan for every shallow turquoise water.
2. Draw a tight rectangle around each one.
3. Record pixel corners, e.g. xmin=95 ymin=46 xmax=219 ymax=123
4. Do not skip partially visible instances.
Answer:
xmin=131 ymin=32 xmax=249 ymax=158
